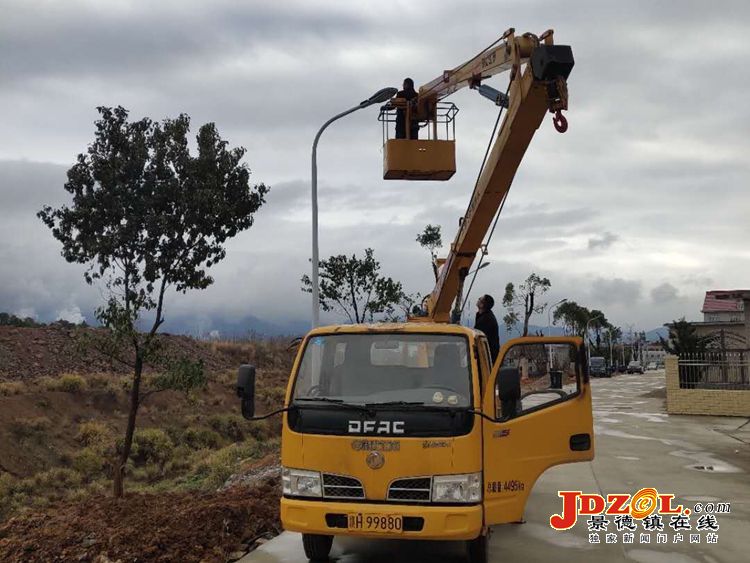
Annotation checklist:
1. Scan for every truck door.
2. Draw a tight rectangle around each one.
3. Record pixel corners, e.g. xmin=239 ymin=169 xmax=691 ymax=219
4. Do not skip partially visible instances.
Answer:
xmin=481 ymin=337 xmax=594 ymax=525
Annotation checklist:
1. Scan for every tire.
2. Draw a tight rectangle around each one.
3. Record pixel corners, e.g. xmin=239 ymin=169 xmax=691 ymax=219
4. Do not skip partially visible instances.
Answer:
xmin=467 ymin=533 xmax=488 ymax=563
xmin=302 ymin=534 xmax=333 ymax=562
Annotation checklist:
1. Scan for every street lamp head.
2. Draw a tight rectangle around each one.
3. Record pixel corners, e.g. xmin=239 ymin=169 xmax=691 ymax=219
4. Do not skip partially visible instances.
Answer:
xmin=361 ymin=87 xmax=399 ymax=107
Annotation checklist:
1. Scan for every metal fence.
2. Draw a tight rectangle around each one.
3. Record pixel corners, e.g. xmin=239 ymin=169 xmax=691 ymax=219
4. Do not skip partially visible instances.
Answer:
xmin=677 ymin=352 xmax=749 ymax=390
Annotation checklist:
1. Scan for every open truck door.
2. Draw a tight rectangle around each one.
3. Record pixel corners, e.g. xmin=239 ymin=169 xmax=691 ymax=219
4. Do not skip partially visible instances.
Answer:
xmin=481 ymin=336 xmax=594 ymax=525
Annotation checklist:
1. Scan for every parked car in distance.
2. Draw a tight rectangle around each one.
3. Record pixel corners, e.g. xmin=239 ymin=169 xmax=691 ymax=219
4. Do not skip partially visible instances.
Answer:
xmin=627 ymin=361 xmax=645 ymax=374
xmin=589 ymin=356 xmax=610 ymax=378
xmin=646 ymin=362 xmax=657 ymax=371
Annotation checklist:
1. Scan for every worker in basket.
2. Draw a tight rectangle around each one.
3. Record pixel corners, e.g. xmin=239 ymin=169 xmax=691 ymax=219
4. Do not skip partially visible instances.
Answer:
xmin=395 ymin=77 xmax=419 ymax=140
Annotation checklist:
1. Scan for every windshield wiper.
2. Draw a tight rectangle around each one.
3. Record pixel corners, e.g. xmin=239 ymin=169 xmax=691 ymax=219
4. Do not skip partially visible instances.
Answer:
xmin=364 ymin=400 xmax=465 ymax=411
xmin=294 ymin=397 xmax=372 ymax=412
xmin=366 ymin=400 xmax=423 ymax=406
xmin=295 ymin=397 xmax=345 ymax=404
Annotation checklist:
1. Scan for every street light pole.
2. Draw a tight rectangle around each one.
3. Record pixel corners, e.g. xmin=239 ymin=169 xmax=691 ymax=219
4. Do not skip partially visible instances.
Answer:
xmin=547 ymin=298 xmax=568 ymax=371
xmin=310 ymin=87 xmax=398 ymax=328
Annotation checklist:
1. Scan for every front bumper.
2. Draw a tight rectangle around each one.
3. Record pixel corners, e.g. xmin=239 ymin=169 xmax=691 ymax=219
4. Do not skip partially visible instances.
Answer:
xmin=281 ymin=497 xmax=483 ymax=540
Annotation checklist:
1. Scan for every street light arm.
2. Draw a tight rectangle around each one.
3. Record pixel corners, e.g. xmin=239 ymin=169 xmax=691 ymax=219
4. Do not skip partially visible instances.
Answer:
xmin=312 ymin=105 xmax=362 ymax=158
xmin=310 ymin=88 xmax=397 ymax=329
xmin=310 ymin=104 xmax=362 ymax=329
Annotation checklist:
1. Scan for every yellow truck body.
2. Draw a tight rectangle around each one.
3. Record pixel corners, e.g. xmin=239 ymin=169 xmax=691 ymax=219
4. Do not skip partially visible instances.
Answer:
xmin=274 ymin=323 xmax=593 ymax=543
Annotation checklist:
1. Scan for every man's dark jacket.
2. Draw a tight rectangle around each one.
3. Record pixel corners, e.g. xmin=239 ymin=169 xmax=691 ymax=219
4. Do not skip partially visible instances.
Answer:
xmin=475 ymin=309 xmax=500 ymax=365
xmin=395 ymin=88 xmax=418 ymax=140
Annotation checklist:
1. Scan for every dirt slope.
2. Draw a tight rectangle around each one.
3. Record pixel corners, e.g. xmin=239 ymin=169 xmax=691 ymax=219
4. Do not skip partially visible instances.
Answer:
xmin=0 ymin=327 xmax=295 ymax=562
xmin=0 ymin=477 xmax=281 ymax=563
xmin=0 ymin=326 xmax=248 ymax=380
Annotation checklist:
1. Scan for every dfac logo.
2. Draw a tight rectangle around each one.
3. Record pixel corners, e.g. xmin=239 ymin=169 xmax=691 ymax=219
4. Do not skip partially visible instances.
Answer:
xmin=550 ymin=488 xmax=687 ymax=530
xmin=348 ymin=420 xmax=405 ymax=434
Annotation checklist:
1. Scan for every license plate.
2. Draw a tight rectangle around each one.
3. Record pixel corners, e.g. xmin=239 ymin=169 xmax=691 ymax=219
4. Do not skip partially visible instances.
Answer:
xmin=347 ymin=513 xmax=403 ymax=533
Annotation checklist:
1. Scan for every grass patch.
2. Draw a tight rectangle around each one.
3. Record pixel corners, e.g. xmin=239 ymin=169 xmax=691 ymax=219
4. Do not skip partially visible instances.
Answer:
xmin=131 ymin=428 xmax=174 ymax=471
xmin=206 ymin=414 xmax=247 ymax=442
xmin=41 ymin=373 xmax=87 ymax=393
xmin=178 ymin=426 xmax=223 ymax=450
xmin=10 ymin=416 xmax=52 ymax=440
xmin=73 ymin=447 xmax=107 ymax=481
xmin=0 ymin=381 xmax=25 ymax=396
xmin=257 ymin=386 xmax=287 ymax=410
xmin=186 ymin=437 xmax=279 ymax=490
xmin=75 ymin=420 xmax=112 ymax=448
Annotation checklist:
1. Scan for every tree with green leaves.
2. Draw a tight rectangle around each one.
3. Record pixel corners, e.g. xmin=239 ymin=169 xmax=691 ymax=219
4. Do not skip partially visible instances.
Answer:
xmin=553 ymin=301 xmax=590 ymax=336
xmin=38 ymin=106 xmax=268 ymax=497
xmin=660 ymin=318 xmax=715 ymax=355
xmin=552 ymin=302 xmax=614 ymax=349
xmin=392 ymin=291 xmax=423 ymax=321
xmin=416 ymin=224 xmax=442 ymax=281
xmin=501 ymin=273 xmax=551 ymax=336
xmin=588 ymin=309 xmax=609 ymax=350
xmin=301 ymin=248 xmax=403 ymax=323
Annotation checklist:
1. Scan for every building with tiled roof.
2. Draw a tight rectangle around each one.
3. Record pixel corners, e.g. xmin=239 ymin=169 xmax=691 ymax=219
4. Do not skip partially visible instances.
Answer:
xmin=702 ymin=290 xmax=746 ymax=323
xmin=683 ymin=289 xmax=750 ymax=351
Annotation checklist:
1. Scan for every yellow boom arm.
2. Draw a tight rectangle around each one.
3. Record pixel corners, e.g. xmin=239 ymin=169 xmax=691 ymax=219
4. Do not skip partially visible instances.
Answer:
xmin=414 ymin=29 xmax=573 ymax=323
xmin=418 ymin=29 xmax=536 ymax=102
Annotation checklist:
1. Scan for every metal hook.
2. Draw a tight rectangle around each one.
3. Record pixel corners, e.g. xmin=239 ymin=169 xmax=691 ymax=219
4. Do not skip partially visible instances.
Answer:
xmin=553 ymin=110 xmax=568 ymax=133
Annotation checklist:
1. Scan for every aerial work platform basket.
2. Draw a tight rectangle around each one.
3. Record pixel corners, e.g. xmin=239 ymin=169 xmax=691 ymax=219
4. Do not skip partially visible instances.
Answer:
xmin=379 ymin=101 xmax=458 ymax=181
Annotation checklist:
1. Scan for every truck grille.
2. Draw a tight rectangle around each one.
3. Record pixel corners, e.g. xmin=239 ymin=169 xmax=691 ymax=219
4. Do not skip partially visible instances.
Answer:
xmin=322 ymin=473 xmax=365 ymax=499
xmin=387 ymin=477 xmax=432 ymax=502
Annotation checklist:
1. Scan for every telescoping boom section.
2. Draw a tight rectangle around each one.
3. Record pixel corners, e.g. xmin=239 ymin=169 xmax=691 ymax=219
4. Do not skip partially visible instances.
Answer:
xmin=397 ymin=29 xmax=574 ymax=323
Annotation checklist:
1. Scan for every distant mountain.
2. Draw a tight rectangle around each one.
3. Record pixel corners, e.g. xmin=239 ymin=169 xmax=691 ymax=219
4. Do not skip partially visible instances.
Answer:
xmin=645 ymin=327 xmax=669 ymax=341
xmin=161 ymin=314 xmax=310 ymax=339
xmin=160 ymin=312 xmax=670 ymax=343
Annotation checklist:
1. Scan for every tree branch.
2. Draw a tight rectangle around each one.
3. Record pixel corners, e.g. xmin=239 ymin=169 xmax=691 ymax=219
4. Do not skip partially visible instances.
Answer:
xmin=349 ymin=272 xmax=360 ymax=323
xmin=148 ymin=276 xmax=169 ymax=340
xmin=332 ymin=296 xmax=355 ymax=324
xmin=139 ymin=387 xmax=166 ymax=404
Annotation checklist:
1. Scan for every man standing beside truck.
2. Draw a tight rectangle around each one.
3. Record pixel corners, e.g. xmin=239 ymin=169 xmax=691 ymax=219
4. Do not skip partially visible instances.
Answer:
xmin=475 ymin=294 xmax=500 ymax=364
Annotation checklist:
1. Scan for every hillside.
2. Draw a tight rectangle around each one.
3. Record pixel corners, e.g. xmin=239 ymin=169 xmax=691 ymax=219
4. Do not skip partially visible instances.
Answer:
xmin=0 ymin=327 xmax=294 ymax=562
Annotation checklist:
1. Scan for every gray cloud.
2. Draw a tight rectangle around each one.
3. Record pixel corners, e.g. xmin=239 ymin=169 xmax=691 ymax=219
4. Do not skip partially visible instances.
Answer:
xmin=590 ymin=278 xmax=643 ymax=307
xmin=588 ymin=232 xmax=618 ymax=250
xmin=651 ymin=282 xmax=680 ymax=303
xmin=2 ymin=0 xmax=749 ymax=332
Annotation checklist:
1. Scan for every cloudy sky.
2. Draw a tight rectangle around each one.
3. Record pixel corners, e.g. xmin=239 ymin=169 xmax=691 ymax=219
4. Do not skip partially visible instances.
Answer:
xmin=1 ymin=0 xmax=748 ymax=335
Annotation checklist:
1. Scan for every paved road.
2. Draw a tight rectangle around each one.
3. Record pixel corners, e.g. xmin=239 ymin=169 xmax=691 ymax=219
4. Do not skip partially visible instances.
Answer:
xmin=242 ymin=371 xmax=750 ymax=562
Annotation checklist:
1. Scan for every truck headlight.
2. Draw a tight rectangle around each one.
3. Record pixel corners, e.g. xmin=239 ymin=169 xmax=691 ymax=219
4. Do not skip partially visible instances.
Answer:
xmin=282 ymin=467 xmax=322 ymax=498
xmin=432 ymin=472 xmax=482 ymax=503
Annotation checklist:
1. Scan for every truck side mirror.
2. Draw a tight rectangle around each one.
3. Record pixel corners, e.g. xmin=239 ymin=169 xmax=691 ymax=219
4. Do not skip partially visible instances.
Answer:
xmin=497 ymin=366 xmax=521 ymax=419
xmin=237 ymin=364 xmax=256 ymax=419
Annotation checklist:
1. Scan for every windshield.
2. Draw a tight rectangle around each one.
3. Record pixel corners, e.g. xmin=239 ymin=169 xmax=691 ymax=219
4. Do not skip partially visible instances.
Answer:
xmin=590 ymin=357 xmax=605 ymax=367
xmin=292 ymin=333 xmax=472 ymax=408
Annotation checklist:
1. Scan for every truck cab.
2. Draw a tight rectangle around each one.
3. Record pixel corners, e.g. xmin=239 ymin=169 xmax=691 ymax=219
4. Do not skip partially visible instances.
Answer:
xmin=589 ymin=356 xmax=609 ymax=378
xmin=237 ymin=323 xmax=594 ymax=562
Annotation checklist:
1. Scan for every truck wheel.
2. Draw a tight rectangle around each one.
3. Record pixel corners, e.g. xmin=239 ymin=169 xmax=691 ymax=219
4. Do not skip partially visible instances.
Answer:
xmin=466 ymin=533 xmax=488 ymax=563
xmin=302 ymin=533 xmax=333 ymax=561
